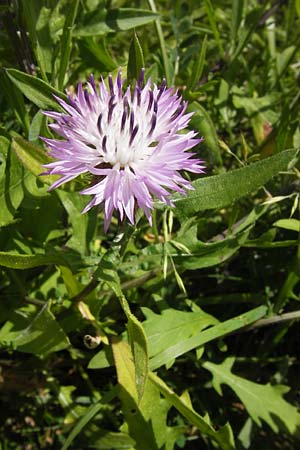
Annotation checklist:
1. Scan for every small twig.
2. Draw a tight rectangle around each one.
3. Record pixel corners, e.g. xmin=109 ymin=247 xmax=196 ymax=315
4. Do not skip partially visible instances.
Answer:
xmin=240 ymin=310 xmax=300 ymax=333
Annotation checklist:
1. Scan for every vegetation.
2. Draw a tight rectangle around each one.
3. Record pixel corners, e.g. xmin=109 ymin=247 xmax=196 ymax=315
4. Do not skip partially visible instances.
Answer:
xmin=0 ymin=0 xmax=300 ymax=449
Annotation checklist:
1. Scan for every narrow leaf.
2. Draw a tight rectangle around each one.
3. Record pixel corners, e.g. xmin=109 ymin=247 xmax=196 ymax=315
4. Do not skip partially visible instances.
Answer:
xmin=58 ymin=0 xmax=80 ymax=90
xmin=127 ymin=32 xmax=145 ymax=83
xmin=0 ymin=251 xmax=69 ymax=269
xmin=61 ymin=389 xmax=118 ymax=450
xmin=6 ymin=68 xmax=68 ymax=110
xmin=187 ymin=34 xmax=207 ymax=91
xmin=174 ymin=149 xmax=299 ymax=218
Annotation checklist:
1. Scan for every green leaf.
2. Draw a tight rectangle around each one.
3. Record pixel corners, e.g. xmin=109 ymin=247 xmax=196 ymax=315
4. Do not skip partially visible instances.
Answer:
xmin=19 ymin=1 xmax=54 ymax=79
xmin=0 ymin=137 xmax=24 ymax=227
xmin=0 ymin=69 xmax=29 ymax=133
xmin=61 ymin=389 xmax=118 ymax=450
xmin=112 ymin=340 xmax=185 ymax=450
xmin=57 ymin=191 xmax=97 ymax=255
xmin=273 ymin=218 xmax=300 ymax=232
xmin=188 ymin=102 xmax=222 ymax=165
xmin=74 ymin=8 xmax=159 ymax=36
xmin=6 ymin=68 xmax=68 ymax=110
xmin=142 ymin=307 xmax=217 ymax=361
xmin=95 ymin=254 xmax=149 ymax=401
xmin=231 ymin=0 xmax=244 ymax=42
xmin=149 ymin=306 xmax=267 ymax=370
xmin=203 ymin=357 xmax=300 ymax=435
xmin=149 ymin=372 xmax=236 ymax=450
xmin=119 ymin=296 xmax=149 ymax=403
xmin=28 ymin=110 xmax=46 ymax=143
xmin=173 ymin=148 xmax=299 ymax=219
xmin=127 ymin=32 xmax=145 ymax=83
xmin=58 ymin=0 xmax=80 ymax=90
xmin=0 ymin=251 xmax=69 ymax=269
xmin=187 ymin=34 xmax=207 ymax=92
xmin=203 ymin=0 xmax=224 ymax=57
xmin=5 ymin=302 xmax=70 ymax=355
xmin=12 ymin=135 xmax=56 ymax=185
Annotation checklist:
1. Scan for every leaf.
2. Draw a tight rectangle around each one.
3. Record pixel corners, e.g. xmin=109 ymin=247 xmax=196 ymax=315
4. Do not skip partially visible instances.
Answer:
xmin=19 ymin=1 xmax=54 ymax=78
xmin=74 ymin=8 xmax=159 ymax=37
xmin=173 ymin=148 xmax=299 ymax=218
xmin=58 ymin=0 xmax=80 ymax=90
xmin=0 ymin=137 xmax=24 ymax=227
xmin=203 ymin=0 xmax=224 ymax=57
xmin=12 ymin=135 xmax=56 ymax=185
xmin=127 ymin=32 xmax=144 ymax=83
xmin=0 ymin=69 xmax=29 ymax=133
xmin=119 ymin=296 xmax=149 ymax=403
xmin=57 ymin=191 xmax=97 ymax=255
xmin=6 ymin=68 xmax=68 ymax=110
xmin=273 ymin=218 xmax=300 ymax=232
xmin=203 ymin=358 xmax=300 ymax=435
xmin=149 ymin=372 xmax=236 ymax=450
xmin=170 ymin=226 xmax=249 ymax=270
xmin=0 ymin=251 xmax=69 ymax=269
xmin=95 ymin=254 xmax=149 ymax=401
xmin=61 ymin=389 xmax=118 ymax=450
xmin=187 ymin=34 xmax=207 ymax=91
xmin=149 ymin=306 xmax=267 ymax=370
xmin=4 ymin=302 xmax=70 ymax=355
xmin=188 ymin=102 xmax=222 ymax=165
xmin=111 ymin=339 xmax=185 ymax=450
xmin=142 ymin=307 xmax=217 ymax=360
xmin=28 ymin=110 xmax=46 ymax=142
xmin=231 ymin=0 xmax=244 ymax=42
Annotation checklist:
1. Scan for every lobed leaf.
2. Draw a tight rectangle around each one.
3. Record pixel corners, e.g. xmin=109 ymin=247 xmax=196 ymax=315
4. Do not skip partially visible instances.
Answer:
xmin=203 ymin=358 xmax=300 ymax=435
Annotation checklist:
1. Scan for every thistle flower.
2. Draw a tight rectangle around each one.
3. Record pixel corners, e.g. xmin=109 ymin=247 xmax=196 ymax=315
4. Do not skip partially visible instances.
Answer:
xmin=42 ymin=70 xmax=204 ymax=231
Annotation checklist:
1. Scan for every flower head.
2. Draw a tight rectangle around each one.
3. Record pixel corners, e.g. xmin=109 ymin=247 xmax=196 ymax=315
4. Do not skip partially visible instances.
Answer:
xmin=42 ymin=70 xmax=204 ymax=231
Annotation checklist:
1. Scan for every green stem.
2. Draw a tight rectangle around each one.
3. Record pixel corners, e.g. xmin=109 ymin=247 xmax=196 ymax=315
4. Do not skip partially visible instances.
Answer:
xmin=147 ymin=0 xmax=172 ymax=84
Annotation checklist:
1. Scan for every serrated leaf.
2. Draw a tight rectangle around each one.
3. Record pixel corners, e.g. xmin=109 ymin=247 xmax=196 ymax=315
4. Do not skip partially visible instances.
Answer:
xmin=149 ymin=306 xmax=267 ymax=370
xmin=6 ymin=68 xmax=68 ymax=110
xmin=174 ymin=148 xmax=299 ymax=218
xmin=142 ymin=307 xmax=217 ymax=360
xmin=203 ymin=357 xmax=300 ymax=435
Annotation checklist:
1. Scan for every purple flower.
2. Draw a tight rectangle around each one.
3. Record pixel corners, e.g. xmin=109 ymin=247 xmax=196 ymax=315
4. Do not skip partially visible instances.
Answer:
xmin=42 ymin=70 xmax=204 ymax=231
